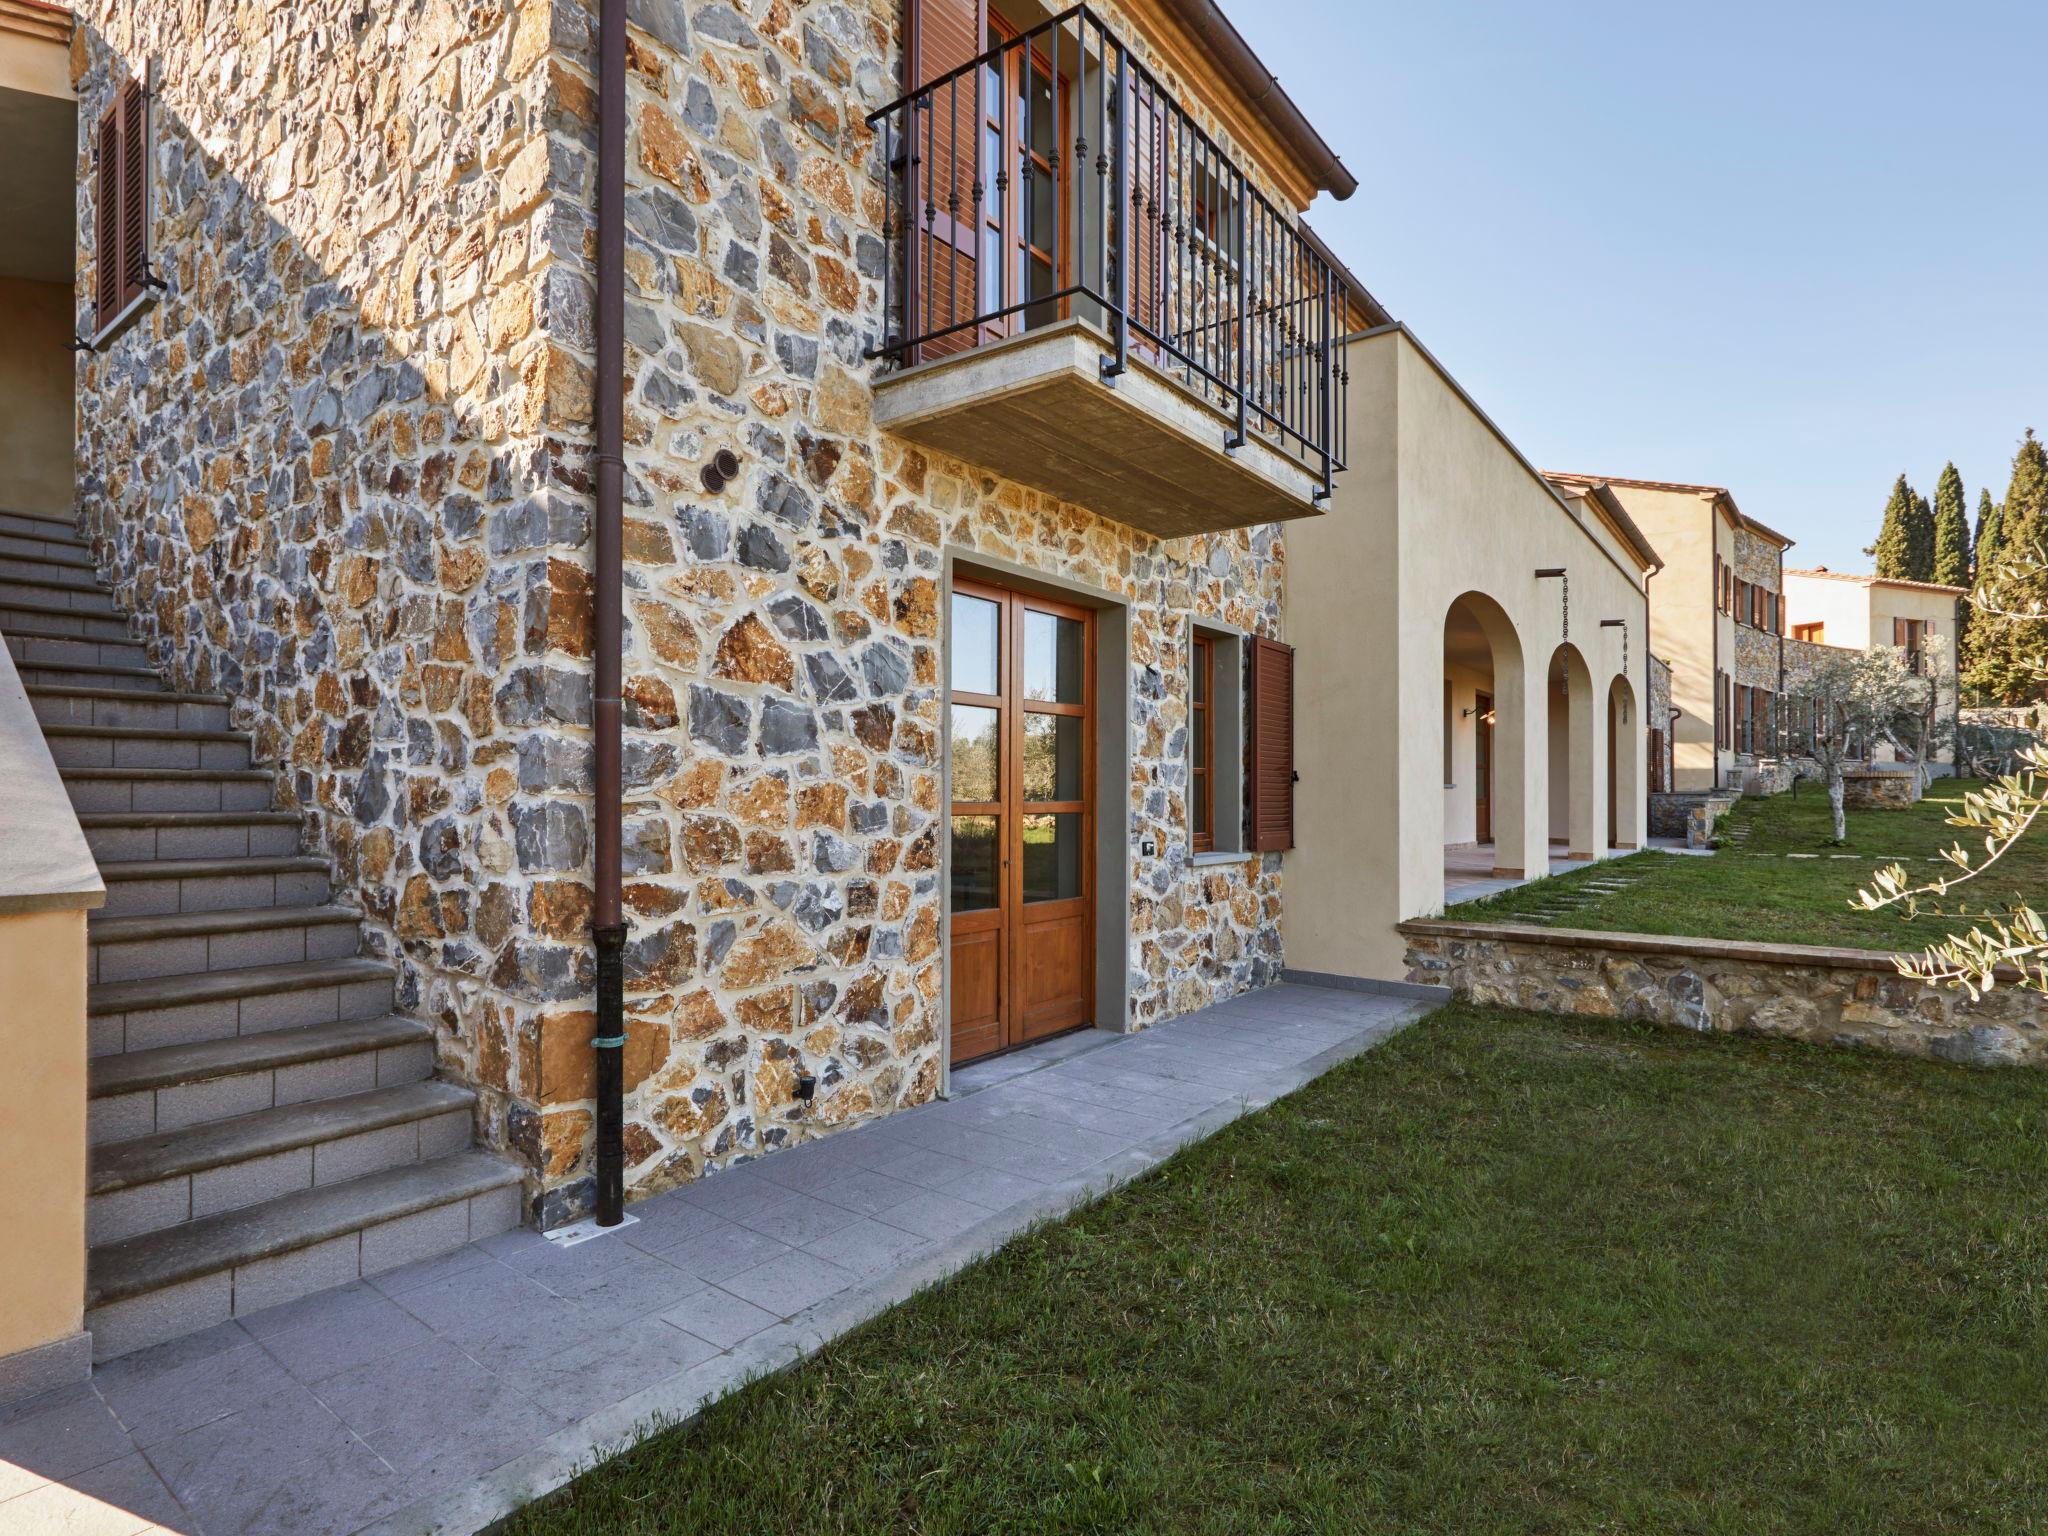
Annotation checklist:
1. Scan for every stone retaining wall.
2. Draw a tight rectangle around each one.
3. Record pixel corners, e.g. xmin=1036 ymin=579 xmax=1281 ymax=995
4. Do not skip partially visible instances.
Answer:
xmin=1401 ymin=919 xmax=2045 ymax=1067
xmin=1842 ymin=769 xmax=1919 ymax=809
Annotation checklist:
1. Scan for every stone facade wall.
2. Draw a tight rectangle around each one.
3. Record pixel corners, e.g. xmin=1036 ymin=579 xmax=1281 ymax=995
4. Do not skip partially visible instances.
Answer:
xmin=1647 ymin=653 xmax=1672 ymax=784
xmin=523 ymin=0 xmax=1293 ymax=1214
xmin=1730 ymin=528 xmax=1782 ymax=693
xmin=73 ymin=0 xmax=1309 ymax=1223
xmin=1730 ymin=527 xmax=1781 ymax=589
xmin=1402 ymin=921 xmax=2046 ymax=1069
xmin=72 ymin=0 xmax=605 ymax=1217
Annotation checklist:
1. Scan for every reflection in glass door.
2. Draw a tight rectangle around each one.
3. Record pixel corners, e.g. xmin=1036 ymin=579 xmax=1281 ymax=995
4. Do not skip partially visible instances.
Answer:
xmin=947 ymin=579 xmax=1095 ymax=1066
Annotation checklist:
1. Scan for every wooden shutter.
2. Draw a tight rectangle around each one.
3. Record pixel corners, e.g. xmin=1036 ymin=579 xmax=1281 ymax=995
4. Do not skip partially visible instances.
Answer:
xmin=93 ymin=104 xmax=120 ymax=332
xmin=907 ymin=0 xmax=983 ymax=360
xmin=1893 ymin=616 xmax=1909 ymax=648
xmin=118 ymin=80 xmax=148 ymax=304
xmin=93 ymin=78 xmax=149 ymax=336
xmin=1248 ymin=637 xmax=1294 ymax=852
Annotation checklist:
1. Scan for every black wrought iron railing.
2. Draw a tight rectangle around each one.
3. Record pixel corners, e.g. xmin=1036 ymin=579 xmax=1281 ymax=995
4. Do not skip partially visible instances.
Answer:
xmin=866 ymin=4 xmax=1350 ymax=497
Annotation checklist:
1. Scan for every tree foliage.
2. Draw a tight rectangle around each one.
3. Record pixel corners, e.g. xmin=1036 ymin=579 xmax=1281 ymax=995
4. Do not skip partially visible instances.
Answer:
xmin=1786 ymin=643 xmax=1945 ymax=842
xmin=1859 ymin=549 xmax=2048 ymax=996
xmin=1931 ymin=462 xmax=1971 ymax=587
xmin=1963 ymin=431 xmax=2048 ymax=704
xmin=1871 ymin=474 xmax=1917 ymax=579
xmin=1975 ymin=487 xmax=2005 ymax=573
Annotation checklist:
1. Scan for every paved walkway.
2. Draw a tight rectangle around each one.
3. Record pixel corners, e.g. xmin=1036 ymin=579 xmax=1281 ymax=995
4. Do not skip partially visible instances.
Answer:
xmin=0 ymin=982 xmax=1430 ymax=1536
xmin=1443 ymin=843 xmax=1637 ymax=906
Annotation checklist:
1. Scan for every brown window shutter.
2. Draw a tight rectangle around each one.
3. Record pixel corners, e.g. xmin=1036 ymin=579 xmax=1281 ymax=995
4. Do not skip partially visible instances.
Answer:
xmin=907 ymin=0 xmax=984 ymax=361
xmin=94 ymin=104 xmax=120 ymax=331
xmin=118 ymin=78 xmax=148 ymax=312
xmin=1248 ymin=636 xmax=1294 ymax=852
xmin=1893 ymin=616 xmax=1908 ymax=649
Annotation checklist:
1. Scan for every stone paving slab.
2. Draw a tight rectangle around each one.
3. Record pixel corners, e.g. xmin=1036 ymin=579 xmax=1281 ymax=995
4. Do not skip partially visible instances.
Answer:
xmin=0 ymin=983 xmax=1429 ymax=1536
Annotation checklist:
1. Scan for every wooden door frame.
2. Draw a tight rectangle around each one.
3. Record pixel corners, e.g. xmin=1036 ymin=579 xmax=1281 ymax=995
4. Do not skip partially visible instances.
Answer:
xmin=979 ymin=11 xmax=1072 ymax=343
xmin=944 ymin=574 xmax=1098 ymax=1069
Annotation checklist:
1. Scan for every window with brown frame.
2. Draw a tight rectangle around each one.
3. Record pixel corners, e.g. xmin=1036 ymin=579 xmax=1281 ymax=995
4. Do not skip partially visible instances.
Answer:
xmin=1248 ymin=637 xmax=1294 ymax=852
xmin=1190 ymin=633 xmax=1214 ymax=852
xmin=94 ymin=76 xmax=153 ymax=340
xmin=1793 ymin=621 xmax=1824 ymax=643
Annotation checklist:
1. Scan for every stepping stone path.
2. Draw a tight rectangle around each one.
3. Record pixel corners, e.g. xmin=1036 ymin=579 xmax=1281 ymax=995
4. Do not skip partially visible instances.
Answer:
xmin=1500 ymin=864 xmax=1655 ymax=926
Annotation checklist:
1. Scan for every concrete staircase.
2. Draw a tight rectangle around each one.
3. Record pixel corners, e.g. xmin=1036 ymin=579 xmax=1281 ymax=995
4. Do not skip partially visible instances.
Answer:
xmin=0 ymin=508 xmax=522 ymax=1362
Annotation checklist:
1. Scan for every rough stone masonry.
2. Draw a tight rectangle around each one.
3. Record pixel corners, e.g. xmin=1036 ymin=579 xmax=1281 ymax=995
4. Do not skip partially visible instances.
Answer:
xmin=72 ymin=0 xmax=1298 ymax=1224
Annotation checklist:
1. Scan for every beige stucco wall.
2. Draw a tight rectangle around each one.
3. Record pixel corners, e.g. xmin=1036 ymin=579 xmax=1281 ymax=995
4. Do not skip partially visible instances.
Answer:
xmin=0 ymin=908 xmax=88 ymax=1363
xmin=1288 ymin=327 xmax=1651 ymax=981
xmin=1785 ymin=572 xmax=1874 ymax=649
xmin=1614 ymin=487 xmax=1741 ymax=790
xmin=0 ymin=276 xmax=75 ymax=516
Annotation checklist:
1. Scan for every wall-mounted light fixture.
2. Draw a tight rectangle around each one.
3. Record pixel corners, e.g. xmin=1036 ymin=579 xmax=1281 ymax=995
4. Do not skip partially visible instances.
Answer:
xmin=1461 ymin=705 xmax=1497 ymax=725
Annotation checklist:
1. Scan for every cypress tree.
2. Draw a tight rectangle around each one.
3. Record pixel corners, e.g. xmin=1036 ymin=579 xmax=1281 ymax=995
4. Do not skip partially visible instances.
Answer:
xmin=1962 ymin=430 xmax=2048 ymax=704
xmin=1974 ymin=487 xmax=2004 ymax=575
xmin=1931 ymin=463 xmax=1970 ymax=587
xmin=1907 ymin=491 xmax=1937 ymax=581
xmin=2002 ymin=428 xmax=2048 ymax=556
xmin=1871 ymin=474 xmax=1916 ymax=579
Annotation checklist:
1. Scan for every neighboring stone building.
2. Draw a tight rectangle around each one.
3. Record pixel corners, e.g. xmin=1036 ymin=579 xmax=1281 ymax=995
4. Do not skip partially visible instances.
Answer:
xmin=0 ymin=0 xmax=1659 ymax=1388
xmin=1549 ymin=473 xmax=1794 ymax=792
xmin=1784 ymin=567 xmax=1964 ymax=770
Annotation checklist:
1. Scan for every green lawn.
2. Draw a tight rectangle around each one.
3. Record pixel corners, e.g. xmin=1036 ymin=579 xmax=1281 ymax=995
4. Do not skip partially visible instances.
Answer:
xmin=511 ymin=1005 xmax=2048 ymax=1535
xmin=1460 ymin=777 xmax=2047 ymax=951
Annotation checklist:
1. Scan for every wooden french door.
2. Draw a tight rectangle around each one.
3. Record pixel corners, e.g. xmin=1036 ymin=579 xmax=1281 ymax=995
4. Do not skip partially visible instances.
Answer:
xmin=975 ymin=15 xmax=1070 ymax=344
xmin=1474 ymin=692 xmax=1493 ymax=845
xmin=948 ymin=579 xmax=1096 ymax=1066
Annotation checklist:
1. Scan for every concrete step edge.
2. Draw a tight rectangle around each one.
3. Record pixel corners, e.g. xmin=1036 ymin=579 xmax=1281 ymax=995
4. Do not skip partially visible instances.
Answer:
xmin=89 ymin=1079 xmax=476 ymax=1195
xmin=77 ymin=810 xmax=304 ymax=829
xmin=94 ymin=854 xmax=329 ymax=883
xmin=88 ymin=955 xmax=391 ymax=1018
xmin=39 ymin=724 xmax=246 ymax=743
xmin=90 ymin=902 xmax=363 ymax=946
xmin=84 ymin=1150 xmax=521 ymax=1309
xmin=26 ymin=683 xmax=230 ymax=705
xmin=89 ymin=1013 xmax=428 ymax=1098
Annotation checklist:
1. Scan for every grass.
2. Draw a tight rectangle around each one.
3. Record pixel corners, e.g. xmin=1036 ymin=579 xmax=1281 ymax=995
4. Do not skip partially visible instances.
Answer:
xmin=1459 ymin=777 xmax=2048 ymax=951
xmin=510 ymin=1004 xmax=2048 ymax=1535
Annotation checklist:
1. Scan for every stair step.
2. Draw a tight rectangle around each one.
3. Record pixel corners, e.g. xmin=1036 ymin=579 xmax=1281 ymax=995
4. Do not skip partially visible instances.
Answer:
xmin=0 ymin=575 xmax=116 ymax=613
xmin=15 ymin=660 xmax=166 ymax=691
xmin=0 ymin=536 xmax=94 ymax=569
xmin=92 ymin=853 xmax=332 ymax=919
xmin=3 ymin=627 xmax=149 ymax=669
xmin=0 ymin=549 xmax=98 ymax=584
xmin=63 ymin=765 xmax=275 ymax=814
xmin=79 ymin=809 xmax=305 ymax=864
xmin=0 ymin=599 xmax=134 ymax=641
xmin=28 ymin=684 xmax=231 ymax=731
xmin=90 ymin=902 xmax=362 ymax=984
xmin=40 ymin=722 xmax=252 ymax=771
xmin=91 ymin=1014 xmax=430 ymax=1103
xmin=89 ymin=955 xmax=394 ymax=1057
xmin=88 ymin=1081 xmax=478 ymax=1246
xmin=0 ymin=507 xmax=84 ymax=540
xmin=84 ymin=1150 xmax=523 ymax=1360
xmin=90 ymin=954 xmax=393 ymax=1018
xmin=0 ymin=527 xmax=91 ymax=562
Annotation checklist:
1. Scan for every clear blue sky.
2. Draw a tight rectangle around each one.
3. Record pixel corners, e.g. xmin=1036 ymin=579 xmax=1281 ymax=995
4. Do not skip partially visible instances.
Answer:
xmin=1232 ymin=0 xmax=2048 ymax=572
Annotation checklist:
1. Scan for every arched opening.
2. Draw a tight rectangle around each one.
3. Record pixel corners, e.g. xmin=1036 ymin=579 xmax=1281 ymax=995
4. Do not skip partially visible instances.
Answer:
xmin=1546 ymin=643 xmax=1598 ymax=860
xmin=1607 ymin=674 xmax=1640 ymax=850
xmin=1443 ymin=593 xmax=1527 ymax=900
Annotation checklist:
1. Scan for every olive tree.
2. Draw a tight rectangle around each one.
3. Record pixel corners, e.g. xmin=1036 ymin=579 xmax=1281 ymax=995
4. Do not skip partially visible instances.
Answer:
xmin=1785 ymin=643 xmax=1938 ymax=842
xmin=1857 ymin=545 xmax=2048 ymax=996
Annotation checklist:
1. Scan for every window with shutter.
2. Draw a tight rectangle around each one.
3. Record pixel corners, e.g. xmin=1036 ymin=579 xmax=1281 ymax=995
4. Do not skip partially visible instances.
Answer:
xmin=1247 ymin=637 xmax=1294 ymax=852
xmin=905 ymin=0 xmax=986 ymax=361
xmin=93 ymin=77 xmax=152 ymax=343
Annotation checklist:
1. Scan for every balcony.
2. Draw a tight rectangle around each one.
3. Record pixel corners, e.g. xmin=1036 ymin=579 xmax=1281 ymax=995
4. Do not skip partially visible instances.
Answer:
xmin=866 ymin=4 xmax=1351 ymax=540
